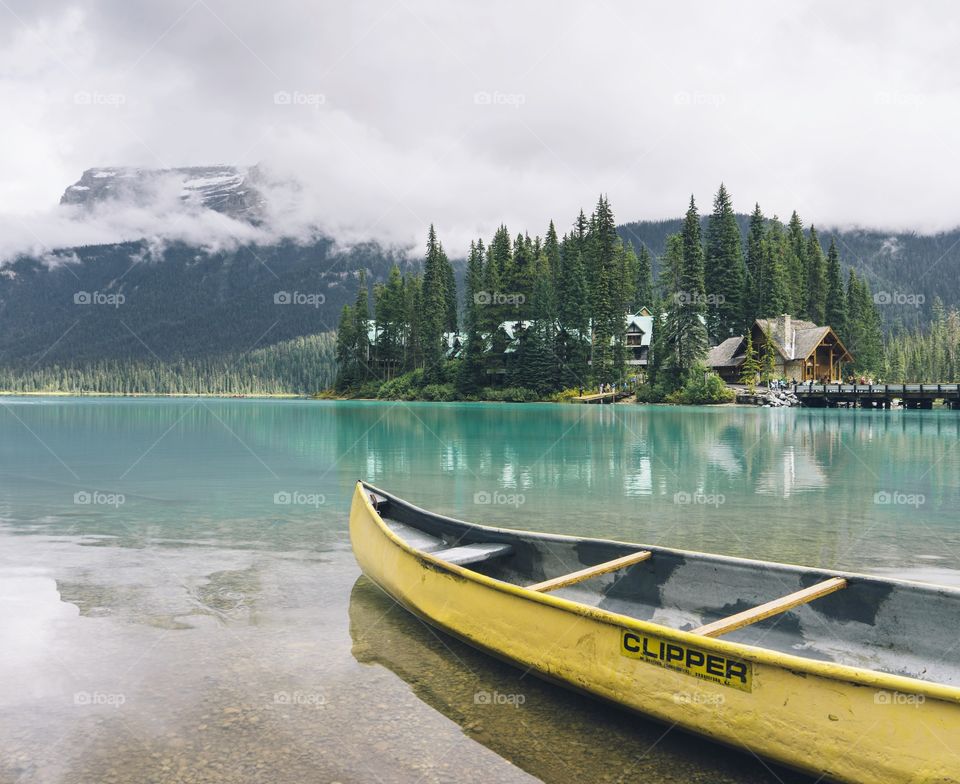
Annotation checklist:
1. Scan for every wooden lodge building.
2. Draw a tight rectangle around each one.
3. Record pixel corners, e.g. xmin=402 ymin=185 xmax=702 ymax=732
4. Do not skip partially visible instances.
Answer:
xmin=488 ymin=311 xmax=652 ymax=378
xmin=364 ymin=311 xmax=652 ymax=379
xmin=707 ymin=314 xmax=852 ymax=383
xmin=624 ymin=308 xmax=653 ymax=369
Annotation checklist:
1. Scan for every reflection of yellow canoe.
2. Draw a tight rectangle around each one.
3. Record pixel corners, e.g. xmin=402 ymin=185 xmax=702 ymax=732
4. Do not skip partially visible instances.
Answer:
xmin=348 ymin=576 xmax=807 ymax=783
xmin=350 ymin=482 xmax=960 ymax=784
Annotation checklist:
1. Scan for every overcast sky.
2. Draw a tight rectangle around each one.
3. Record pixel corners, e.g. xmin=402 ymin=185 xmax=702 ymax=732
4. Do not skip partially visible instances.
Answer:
xmin=2 ymin=0 xmax=960 ymax=257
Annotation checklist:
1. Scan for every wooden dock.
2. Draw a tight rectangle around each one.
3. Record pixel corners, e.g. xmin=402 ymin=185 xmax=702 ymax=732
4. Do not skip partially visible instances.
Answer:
xmin=794 ymin=383 xmax=960 ymax=409
xmin=573 ymin=390 xmax=632 ymax=404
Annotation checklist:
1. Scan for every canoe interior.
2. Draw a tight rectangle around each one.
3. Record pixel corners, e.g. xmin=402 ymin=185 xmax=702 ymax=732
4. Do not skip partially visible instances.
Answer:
xmin=365 ymin=484 xmax=960 ymax=689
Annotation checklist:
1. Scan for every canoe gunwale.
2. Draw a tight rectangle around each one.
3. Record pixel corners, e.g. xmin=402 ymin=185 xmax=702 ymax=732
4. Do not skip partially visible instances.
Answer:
xmin=356 ymin=480 xmax=960 ymax=705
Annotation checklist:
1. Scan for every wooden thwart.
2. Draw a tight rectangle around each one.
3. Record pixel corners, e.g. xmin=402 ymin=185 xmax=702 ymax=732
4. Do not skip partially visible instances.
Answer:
xmin=527 ymin=550 xmax=652 ymax=593
xmin=692 ymin=577 xmax=848 ymax=638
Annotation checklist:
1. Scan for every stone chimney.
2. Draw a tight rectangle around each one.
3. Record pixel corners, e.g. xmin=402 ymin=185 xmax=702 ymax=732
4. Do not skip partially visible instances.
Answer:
xmin=776 ymin=314 xmax=793 ymax=357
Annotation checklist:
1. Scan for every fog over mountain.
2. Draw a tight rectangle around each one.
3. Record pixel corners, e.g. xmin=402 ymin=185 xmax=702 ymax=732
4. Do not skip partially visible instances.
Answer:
xmin=0 ymin=164 xmax=334 ymax=263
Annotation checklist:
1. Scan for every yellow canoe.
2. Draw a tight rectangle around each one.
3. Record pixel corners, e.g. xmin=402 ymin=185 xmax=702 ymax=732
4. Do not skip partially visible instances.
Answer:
xmin=348 ymin=576 xmax=787 ymax=781
xmin=349 ymin=481 xmax=960 ymax=783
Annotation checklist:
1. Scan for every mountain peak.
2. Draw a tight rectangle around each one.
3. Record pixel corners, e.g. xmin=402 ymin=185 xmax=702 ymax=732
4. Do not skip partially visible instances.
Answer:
xmin=60 ymin=165 xmax=265 ymax=221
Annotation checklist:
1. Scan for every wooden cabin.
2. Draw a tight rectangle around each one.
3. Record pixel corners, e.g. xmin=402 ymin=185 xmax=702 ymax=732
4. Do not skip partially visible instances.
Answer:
xmin=493 ymin=311 xmax=653 ymax=375
xmin=624 ymin=312 xmax=652 ymax=367
xmin=708 ymin=315 xmax=852 ymax=383
xmin=366 ymin=320 xmax=462 ymax=370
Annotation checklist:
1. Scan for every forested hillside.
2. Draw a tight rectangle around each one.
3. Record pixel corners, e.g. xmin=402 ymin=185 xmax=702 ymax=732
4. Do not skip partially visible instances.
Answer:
xmin=0 ymin=237 xmax=403 ymax=393
xmin=3 ymin=177 xmax=959 ymax=394
xmin=0 ymin=333 xmax=336 ymax=395
xmin=0 ymin=238 xmax=407 ymax=364
xmin=619 ymin=216 xmax=955 ymax=331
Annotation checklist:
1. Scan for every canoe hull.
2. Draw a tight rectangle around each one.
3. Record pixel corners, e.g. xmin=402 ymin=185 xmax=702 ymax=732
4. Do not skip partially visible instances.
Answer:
xmin=349 ymin=483 xmax=960 ymax=784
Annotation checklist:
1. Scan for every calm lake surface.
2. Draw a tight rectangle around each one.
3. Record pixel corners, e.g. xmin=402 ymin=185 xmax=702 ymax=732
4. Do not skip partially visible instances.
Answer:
xmin=2 ymin=398 xmax=960 ymax=784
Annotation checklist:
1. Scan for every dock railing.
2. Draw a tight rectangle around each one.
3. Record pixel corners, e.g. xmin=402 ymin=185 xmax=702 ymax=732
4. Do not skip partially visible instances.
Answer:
xmin=791 ymin=383 xmax=960 ymax=408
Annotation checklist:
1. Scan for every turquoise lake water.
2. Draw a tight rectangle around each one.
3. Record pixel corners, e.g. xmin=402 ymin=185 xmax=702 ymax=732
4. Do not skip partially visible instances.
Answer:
xmin=2 ymin=398 xmax=959 ymax=783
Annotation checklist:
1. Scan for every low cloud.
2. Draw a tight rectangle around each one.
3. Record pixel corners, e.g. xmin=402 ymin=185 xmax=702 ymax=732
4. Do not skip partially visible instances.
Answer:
xmin=0 ymin=197 xmax=271 ymax=266
xmin=3 ymin=1 xmax=960 ymax=263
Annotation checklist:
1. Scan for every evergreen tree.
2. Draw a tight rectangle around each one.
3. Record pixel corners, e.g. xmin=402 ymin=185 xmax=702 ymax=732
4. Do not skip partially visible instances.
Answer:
xmin=556 ymin=235 xmax=591 ymax=388
xmin=825 ymin=238 xmax=847 ymax=340
xmin=478 ymin=241 xmax=500 ymax=333
xmin=489 ymin=224 xmax=513 ymax=274
xmin=846 ymin=270 xmax=883 ymax=376
xmin=481 ymin=240 xmax=508 ymax=382
xmin=506 ymin=231 xmax=535 ymax=323
xmin=743 ymin=203 xmax=766 ymax=325
xmin=508 ymin=322 xmax=553 ymax=394
xmin=485 ymin=225 xmax=512 ymax=332
xmin=334 ymin=304 xmax=357 ymax=390
xmin=421 ymin=226 xmax=448 ymax=381
xmin=457 ymin=240 xmax=488 ymax=394
xmin=740 ymin=331 xmax=760 ymax=391
xmin=659 ymin=228 xmax=708 ymax=387
xmin=805 ymin=226 xmax=828 ymax=324
xmin=352 ymin=269 xmax=371 ymax=382
xmin=887 ymin=341 xmax=905 ymax=382
xmin=374 ymin=265 xmax=406 ymax=378
xmin=704 ymin=183 xmax=746 ymax=342
xmin=544 ymin=220 xmax=561 ymax=290
xmin=623 ymin=242 xmax=640 ymax=312
xmin=633 ymin=244 xmax=654 ymax=311
xmin=611 ymin=242 xmax=633 ymax=378
xmin=569 ymin=211 xmax=588 ymax=288
xmin=786 ymin=211 xmax=808 ymax=315
xmin=646 ymin=296 xmax=668 ymax=386
xmin=527 ymin=330 xmax=556 ymax=393
xmin=657 ymin=227 xmax=684 ymax=300
xmin=586 ymin=195 xmax=624 ymax=385
xmin=441 ymin=252 xmax=458 ymax=333
xmin=846 ymin=269 xmax=862 ymax=360
xmin=528 ymin=244 xmax=558 ymax=389
xmin=681 ymin=195 xmax=706 ymax=308
xmin=859 ymin=277 xmax=884 ymax=377
xmin=759 ymin=216 xmax=790 ymax=318
xmin=405 ymin=274 xmax=423 ymax=370
xmin=760 ymin=328 xmax=777 ymax=385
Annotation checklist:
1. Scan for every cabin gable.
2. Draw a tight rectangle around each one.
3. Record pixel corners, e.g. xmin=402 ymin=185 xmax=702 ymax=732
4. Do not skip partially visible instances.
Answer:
xmin=710 ymin=314 xmax=853 ymax=383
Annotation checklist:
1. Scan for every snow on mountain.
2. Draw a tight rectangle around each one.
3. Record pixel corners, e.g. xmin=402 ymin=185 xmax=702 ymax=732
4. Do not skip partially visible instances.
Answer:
xmin=60 ymin=165 xmax=265 ymax=222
